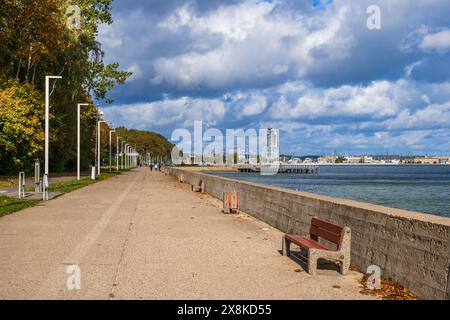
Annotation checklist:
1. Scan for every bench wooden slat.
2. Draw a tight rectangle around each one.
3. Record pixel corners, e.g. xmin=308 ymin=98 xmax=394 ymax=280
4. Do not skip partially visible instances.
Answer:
xmin=310 ymin=225 xmax=341 ymax=245
xmin=285 ymin=235 xmax=331 ymax=251
xmin=311 ymin=217 xmax=343 ymax=234
xmin=310 ymin=218 xmax=342 ymax=245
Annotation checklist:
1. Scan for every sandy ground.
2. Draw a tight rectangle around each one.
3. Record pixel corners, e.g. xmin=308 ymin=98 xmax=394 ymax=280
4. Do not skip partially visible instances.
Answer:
xmin=0 ymin=168 xmax=374 ymax=300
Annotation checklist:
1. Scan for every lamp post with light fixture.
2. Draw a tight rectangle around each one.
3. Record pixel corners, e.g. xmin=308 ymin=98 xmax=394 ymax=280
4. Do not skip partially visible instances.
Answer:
xmin=43 ymin=75 xmax=62 ymax=200
xmin=109 ymin=129 xmax=116 ymax=172
xmin=98 ymin=120 xmax=107 ymax=175
xmin=77 ymin=103 xmax=89 ymax=180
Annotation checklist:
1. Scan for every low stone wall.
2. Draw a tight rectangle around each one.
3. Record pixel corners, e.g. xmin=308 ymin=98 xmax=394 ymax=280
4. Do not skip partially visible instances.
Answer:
xmin=167 ymin=167 xmax=450 ymax=300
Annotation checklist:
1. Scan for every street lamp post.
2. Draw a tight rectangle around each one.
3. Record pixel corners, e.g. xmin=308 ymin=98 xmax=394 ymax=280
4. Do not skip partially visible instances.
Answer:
xmin=121 ymin=141 xmax=125 ymax=169
xmin=98 ymin=120 xmax=107 ymax=175
xmin=128 ymin=146 xmax=133 ymax=168
xmin=116 ymin=136 xmax=120 ymax=171
xmin=109 ymin=129 xmax=116 ymax=172
xmin=129 ymin=146 xmax=132 ymax=168
xmin=120 ymin=141 xmax=125 ymax=169
xmin=128 ymin=145 xmax=131 ymax=168
xmin=129 ymin=146 xmax=133 ymax=168
xmin=128 ymin=146 xmax=131 ymax=169
xmin=44 ymin=75 xmax=62 ymax=200
xmin=77 ymin=103 xmax=89 ymax=180
xmin=125 ymin=144 xmax=129 ymax=169
xmin=94 ymin=109 xmax=103 ymax=176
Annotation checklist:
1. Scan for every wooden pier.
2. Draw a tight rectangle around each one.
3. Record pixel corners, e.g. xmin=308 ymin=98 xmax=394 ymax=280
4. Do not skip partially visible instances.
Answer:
xmin=238 ymin=164 xmax=320 ymax=174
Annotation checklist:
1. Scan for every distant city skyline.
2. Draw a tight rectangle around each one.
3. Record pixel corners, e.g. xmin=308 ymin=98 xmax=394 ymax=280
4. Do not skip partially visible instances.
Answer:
xmin=99 ymin=0 xmax=450 ymax=155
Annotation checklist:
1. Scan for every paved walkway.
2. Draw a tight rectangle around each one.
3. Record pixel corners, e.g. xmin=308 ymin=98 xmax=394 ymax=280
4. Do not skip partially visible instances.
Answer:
xmin=0 ymin=168 xmax=373 ymax=299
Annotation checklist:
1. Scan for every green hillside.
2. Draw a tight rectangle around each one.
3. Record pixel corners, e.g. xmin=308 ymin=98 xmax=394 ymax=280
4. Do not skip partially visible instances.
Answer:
xmin=115 ymin=127 xmax=174 ymax=160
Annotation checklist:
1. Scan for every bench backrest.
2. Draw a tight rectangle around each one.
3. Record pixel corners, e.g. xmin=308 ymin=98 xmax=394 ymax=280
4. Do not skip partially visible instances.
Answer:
xmin=310 ymin=217 xmax=343 ymax=247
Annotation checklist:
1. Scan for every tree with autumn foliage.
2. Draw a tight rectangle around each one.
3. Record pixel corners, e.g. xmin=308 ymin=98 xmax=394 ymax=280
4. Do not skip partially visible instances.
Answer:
xmin=0 ymin=0 xmax=132 ymax=174
xmin=0 ymin=0 xmax=65 ymax=85
xmin=0 ymin=82 xmax=45 ymax=172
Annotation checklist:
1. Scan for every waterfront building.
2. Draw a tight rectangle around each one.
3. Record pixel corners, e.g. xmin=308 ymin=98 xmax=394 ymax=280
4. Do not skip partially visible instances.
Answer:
xmin=266 ymin=128 xmax=280 ymax=163
xmin=345 ymin=156 xmax=364 ymax=163
xmin=318 ymin=156 xmax=337 ymax=164
xmin=413 ymin=157 xmax=442 ymax=164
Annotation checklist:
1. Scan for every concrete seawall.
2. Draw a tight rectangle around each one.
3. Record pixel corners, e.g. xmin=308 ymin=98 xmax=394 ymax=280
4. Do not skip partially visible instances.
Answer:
xmin=167 ymin=167 xmax=450 ymax=300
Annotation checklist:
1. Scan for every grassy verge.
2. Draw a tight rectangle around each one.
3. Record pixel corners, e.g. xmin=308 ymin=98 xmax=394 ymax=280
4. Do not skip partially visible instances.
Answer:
xmin=0 ymin=196 xmax=40 ymax=218
xmin=0 ymin=169 xmax=132 ymax=217
xmin=49 ymin=172 xmax=119 ymax=193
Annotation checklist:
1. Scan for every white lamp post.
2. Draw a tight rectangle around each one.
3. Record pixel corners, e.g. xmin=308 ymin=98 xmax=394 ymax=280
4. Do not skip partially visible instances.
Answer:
xmin=129 ymin=146 xmax=133 ymax=168
xmin=128 ymin=146 xmax=131 ymax=169
xmin=121 ymin=141 xmax=125 ymax=169
xmin=116 ymin=136 xmax=120 ymax=171
xmin=94 ymin=109 xmax=104 ymax=175
xmin=98 ymin=120 xmax=107 ymax=175
xmin=77 ymin=103 xmax=89 ymax=180
xmin=109 ymin=129 xmax=116 ymax=172
xmin=44 ymin=75 xmax=62 ymax=200
xmin=125 ymin=144 xmax=129 ymax=169
xmin=128 ymin=145 xmax=131 ymax=168
xmin=129 ymin=146 xmax=132 ymax=168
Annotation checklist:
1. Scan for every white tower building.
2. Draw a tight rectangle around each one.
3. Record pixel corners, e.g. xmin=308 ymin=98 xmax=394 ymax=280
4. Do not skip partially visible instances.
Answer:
xmin=266 ymin=128 xmax=279 ymax=163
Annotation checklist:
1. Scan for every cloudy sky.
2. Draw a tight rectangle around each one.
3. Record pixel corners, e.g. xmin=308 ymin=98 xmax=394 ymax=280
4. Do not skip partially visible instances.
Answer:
xmin=98 ymin=0 xmax=450 ymax=155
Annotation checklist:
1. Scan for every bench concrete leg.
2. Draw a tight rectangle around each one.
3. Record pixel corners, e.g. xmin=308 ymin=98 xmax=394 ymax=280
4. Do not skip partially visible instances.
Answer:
xmin=282 ymin=236 xmax=290 ymax=256
xmin=308 ymin=250 xmax=318 ymax=276
xmin=339 ymin=227 xmax=351 ymax=276
xmin=340 ymin=256 xmax=350 ymax=275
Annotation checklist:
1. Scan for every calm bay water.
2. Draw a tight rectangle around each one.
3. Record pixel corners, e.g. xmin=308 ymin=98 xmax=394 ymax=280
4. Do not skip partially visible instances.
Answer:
xmin=214 ymin=165 xmax=450 ymax=217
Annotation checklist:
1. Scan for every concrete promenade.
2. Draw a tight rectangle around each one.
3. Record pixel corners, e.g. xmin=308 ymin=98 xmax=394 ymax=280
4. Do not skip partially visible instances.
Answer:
xmin=0 ymin=168 xmax=372 ymax=299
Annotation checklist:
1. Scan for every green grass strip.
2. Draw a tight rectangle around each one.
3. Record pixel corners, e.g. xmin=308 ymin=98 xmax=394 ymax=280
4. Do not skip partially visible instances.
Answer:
xmin=0 ymin=169 xmax=131 ymax=217
xmin=0 ymin=196 xmax=40 ymax=218
xmin=49 ymin=172 xmax=120 ymax=193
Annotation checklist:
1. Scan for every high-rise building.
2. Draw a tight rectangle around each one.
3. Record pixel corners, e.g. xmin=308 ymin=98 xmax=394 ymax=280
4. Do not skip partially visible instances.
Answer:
xmin=267 ymin=128 xmax=279 ymax=163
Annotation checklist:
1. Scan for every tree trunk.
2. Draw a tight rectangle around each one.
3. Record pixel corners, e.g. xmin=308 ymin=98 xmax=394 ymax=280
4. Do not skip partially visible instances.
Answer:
xmin=32 ymin=62 xmax=38 ymax=85
xmin=25 ymin=44 xmax=33 ymax=82
xmin=16 ymin=57 xmax=22 ymax=79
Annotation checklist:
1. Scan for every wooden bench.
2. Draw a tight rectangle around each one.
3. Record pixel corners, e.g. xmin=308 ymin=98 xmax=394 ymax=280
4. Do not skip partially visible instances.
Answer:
xmin=282 ymin=217 xmax=351 ymax=275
